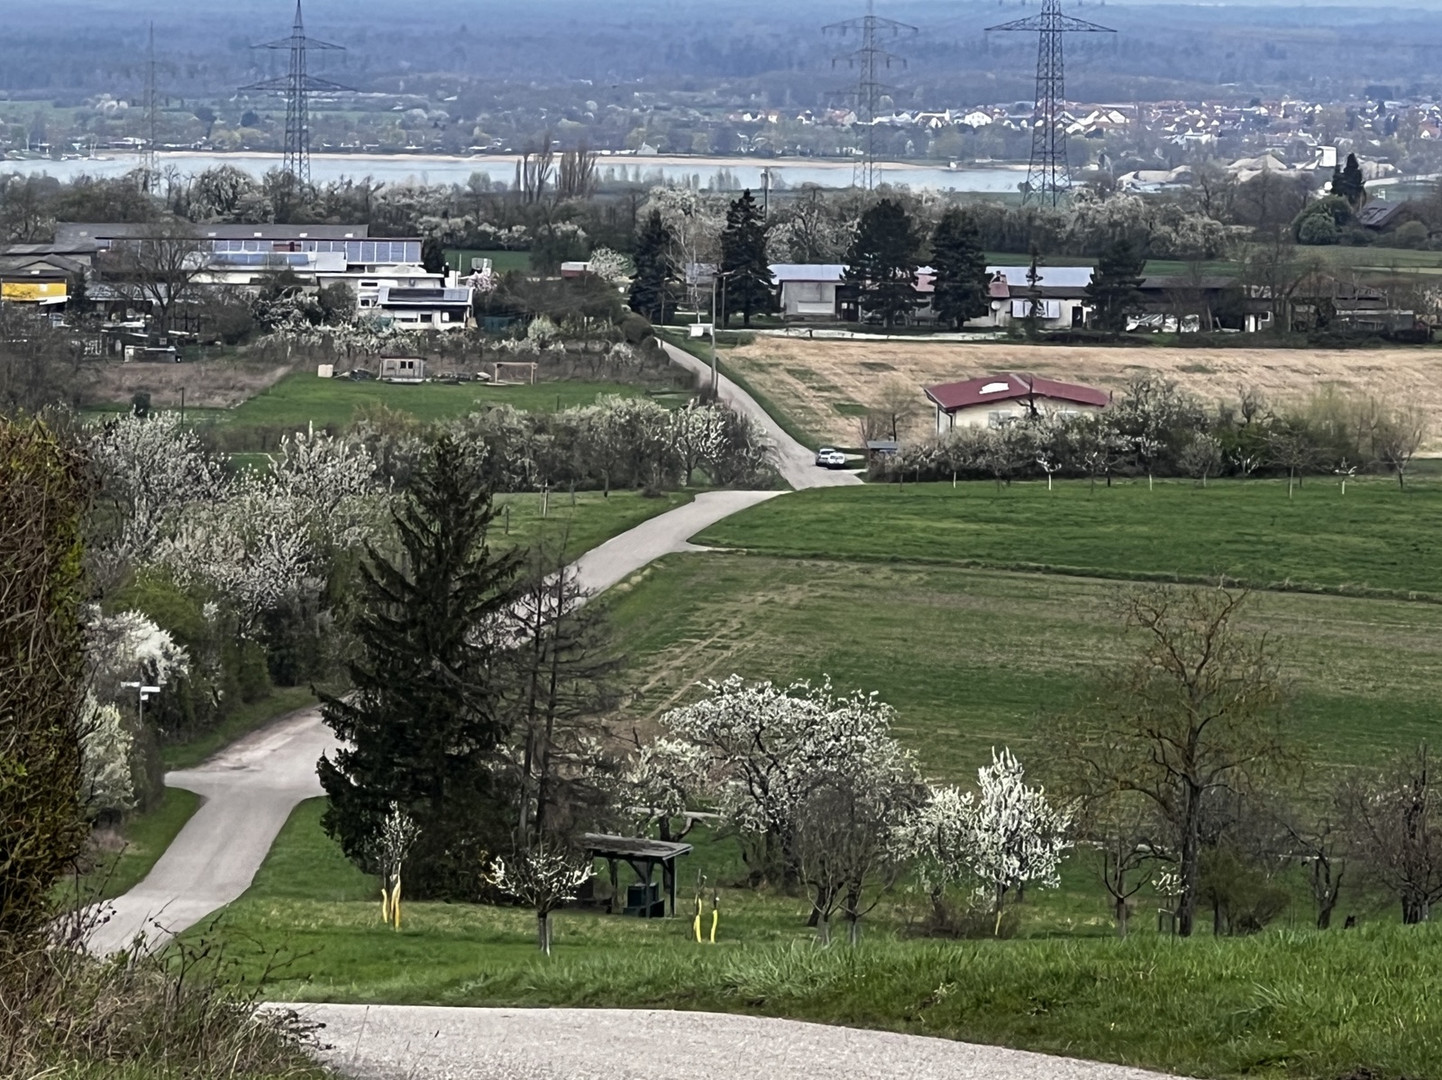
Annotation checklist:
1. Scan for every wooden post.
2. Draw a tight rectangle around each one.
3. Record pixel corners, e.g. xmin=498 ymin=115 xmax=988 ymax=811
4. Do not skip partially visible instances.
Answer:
xmin=608 ymin=858 xmax=619 ymax=915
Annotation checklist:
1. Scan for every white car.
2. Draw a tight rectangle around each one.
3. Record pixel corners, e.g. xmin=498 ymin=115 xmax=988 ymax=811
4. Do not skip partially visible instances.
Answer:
xmin=815 ymin=447 xmax=847 ymax=469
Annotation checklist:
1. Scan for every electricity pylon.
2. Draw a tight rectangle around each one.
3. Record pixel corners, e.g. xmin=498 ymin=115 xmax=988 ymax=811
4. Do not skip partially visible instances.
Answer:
xmin=824 ymin=0 xmax=917 ymax=191
xmin=988 ymin=0 xmax=1114 ymax=207
xmin=241 ymin=0 xmax=350 ymax=188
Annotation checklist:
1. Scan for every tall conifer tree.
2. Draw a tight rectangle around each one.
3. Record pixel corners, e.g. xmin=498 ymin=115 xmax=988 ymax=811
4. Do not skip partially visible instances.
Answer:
xmin=929 ymin=208 xmax=990 ymax=330
xmin=844 ymin=199 xmax=922 ymax=327
xmin=318 ymin=436 xmax=523 ymax=898
xmin=627 ymin=210 xmax=675 ymax=324
xmin=719 ymin=189 xmax=773 ymax=327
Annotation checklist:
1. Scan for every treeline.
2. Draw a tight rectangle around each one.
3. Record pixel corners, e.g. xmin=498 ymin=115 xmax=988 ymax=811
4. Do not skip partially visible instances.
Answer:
xmin=879 ymin=378 xmax=1430 ymax=490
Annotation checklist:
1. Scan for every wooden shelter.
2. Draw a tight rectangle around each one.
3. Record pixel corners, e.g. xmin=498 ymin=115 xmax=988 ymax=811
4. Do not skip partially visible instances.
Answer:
xmin=583 ymin=833 xmax=692 ymax=918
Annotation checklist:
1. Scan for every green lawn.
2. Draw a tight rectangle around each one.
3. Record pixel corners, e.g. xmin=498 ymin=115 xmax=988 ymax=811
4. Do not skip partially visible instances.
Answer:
xmin=697 ymin=478 xmax=1442 ymax=599
xmin=73 ymin=788 xmax=201 ymax=902
xmin=443 ymin=248 xmax=531 ymax=273
xmin=197 ymin=799 xmax=1442 ymax=1080
xmin=494 ymin=488 xmax=696 ymax=562
xmin=223 ymin=372 xmax=645 ymax=433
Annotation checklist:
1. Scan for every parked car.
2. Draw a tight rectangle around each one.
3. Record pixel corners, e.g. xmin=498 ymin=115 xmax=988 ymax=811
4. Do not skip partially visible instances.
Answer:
xmin=815 ymin=447 xmax=847 ymax=469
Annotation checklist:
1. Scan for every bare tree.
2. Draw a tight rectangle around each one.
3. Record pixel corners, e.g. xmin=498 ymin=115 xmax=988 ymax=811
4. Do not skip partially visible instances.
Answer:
xmin=100 ymin=215 xmax=209 ymax=334
xmin=1265 ymin=424 xmax=1319 ymax=498
xmin=869 ymin=379 xmax=923 ymax=442
xmin=1345 ymin=743 xmax=1442 ymax=924
xmin=1370 ymin=401 xmax=1428 ymax=490
xmin=1067 ymin=588 xmax=1288 ymax=937
xmin=1274 ymin=786 xmax=1349 ymax=929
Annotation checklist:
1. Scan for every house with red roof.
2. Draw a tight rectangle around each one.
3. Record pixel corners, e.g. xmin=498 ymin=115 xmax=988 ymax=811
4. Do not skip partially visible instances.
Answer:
xmin=922 ymin=373 xmax=1110 ymax=434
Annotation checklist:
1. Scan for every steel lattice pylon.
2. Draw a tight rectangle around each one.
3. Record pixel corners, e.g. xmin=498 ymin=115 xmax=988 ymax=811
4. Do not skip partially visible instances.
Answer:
xmin=989 ymin=0 xmax=1114 ymax=207
xmin=242 ymin=0 xmax=350 ymax=189
xmin=824 ymin=0 xmax=916 ymax=191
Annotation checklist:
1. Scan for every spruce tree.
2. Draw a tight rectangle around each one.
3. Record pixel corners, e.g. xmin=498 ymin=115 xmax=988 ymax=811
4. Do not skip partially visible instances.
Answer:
xmin=627 ymin=209 xmax=675 ymax=325
xmin=318 ymin=436 xmax=523 ymax=898
xmin=719 ymin=189 xmax=774 ymax=327
xmin=929 ymin=208 xmax=990 ymax=330
xmin=1333 ymin=152 xmax=1367 ymax=210
xmin=844 ymin=198 xmax=922 ymax=328
xmin=1086 ymin=236 xmax=1148 ymax=334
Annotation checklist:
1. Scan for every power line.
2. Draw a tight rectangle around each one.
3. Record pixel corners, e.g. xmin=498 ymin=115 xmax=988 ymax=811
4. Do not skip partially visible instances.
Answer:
xmin=241 ymin=0 xmax=351 ymax=190
xmin=988 ymin=0 xmax=1114 ymax=207
xmin=824 ymin=0 xmax=916 ymax=191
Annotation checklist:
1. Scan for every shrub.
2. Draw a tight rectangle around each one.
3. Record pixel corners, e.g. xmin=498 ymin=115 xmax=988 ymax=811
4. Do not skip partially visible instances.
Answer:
xmin=1394 ymin=220 xmax=1429 ymax=249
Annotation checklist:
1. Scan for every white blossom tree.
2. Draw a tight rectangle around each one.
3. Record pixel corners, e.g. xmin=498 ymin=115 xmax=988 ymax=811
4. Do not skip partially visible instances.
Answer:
xmin=620 ymin=736 xmax=714 ymax=842
xmin=904 ymin=748 xmax=1072 ymax=935
xmin=486 ymin=844 xmax=592 ymax=955
xmin=651 ymin=675 xmax=919 ymax=894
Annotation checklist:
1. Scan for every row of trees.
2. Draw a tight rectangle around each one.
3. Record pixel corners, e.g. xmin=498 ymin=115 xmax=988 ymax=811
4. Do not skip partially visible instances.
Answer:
xmin=879 ymin=378 xmax=1429 ymax=491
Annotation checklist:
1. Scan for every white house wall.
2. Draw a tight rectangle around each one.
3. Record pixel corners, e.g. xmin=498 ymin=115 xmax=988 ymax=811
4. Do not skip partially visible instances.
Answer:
xmin=935 ymin=398 xmax=1104 ymax=434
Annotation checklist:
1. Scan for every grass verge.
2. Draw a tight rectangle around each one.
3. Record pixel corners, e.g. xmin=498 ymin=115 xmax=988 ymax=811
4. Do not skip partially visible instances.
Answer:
xmin=82 ymin=788 xmax=202 ymax=901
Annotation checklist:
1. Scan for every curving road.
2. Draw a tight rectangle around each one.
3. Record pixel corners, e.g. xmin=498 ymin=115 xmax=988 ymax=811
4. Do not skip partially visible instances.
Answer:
xmin=300 ymin=1005 xmax=1169 ymax=1080
xmin=663 ymin=341 xmax=863 ymax=490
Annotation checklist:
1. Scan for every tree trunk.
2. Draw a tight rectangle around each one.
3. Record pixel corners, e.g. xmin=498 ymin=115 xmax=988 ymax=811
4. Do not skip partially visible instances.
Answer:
xmin=816 ymin=913 xmax=831 ymax=945
xmin=1115 ymin=896 xmax=1129 ymax=939
xmin=1178 ymin=782 xmax=1203 ymax=938
xmin=538 ymin=910 xmax=552 ymax=954
xmin=847 ymin=914 xmax=861 ymax=946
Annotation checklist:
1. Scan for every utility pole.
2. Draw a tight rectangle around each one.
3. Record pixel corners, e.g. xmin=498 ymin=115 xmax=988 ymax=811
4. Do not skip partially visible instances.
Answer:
xmin=142 ymin=23 xmax=158 ymax=194
xmin=988 ymin=0 xmax=1114 ymax=207
xmin=241 ymin=0 xmax=351 ymax=192
xmin=824 ymin=0 xmax=916 ymax=192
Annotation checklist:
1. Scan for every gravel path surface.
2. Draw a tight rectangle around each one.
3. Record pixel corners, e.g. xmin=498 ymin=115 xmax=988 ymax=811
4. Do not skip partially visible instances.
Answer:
xmin=301 ymin=1005 xmax=1171 ymax=1080
xmin=663 ymin=341 xmax=863 ymax=490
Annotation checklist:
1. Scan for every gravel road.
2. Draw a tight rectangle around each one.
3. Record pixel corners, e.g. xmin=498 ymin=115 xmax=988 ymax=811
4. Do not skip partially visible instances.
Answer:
xmin=301 ymin=1005 xmax=1171 ymax=1080
xmin=662 ymin=341 xmax=863 ymax=490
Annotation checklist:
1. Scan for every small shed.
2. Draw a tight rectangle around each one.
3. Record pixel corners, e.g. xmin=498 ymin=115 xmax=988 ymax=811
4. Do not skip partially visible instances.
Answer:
xmin=583 ymin=833 xmax=692 ymax=918
xmin=379 ymin=356 xmax=426 ymax=383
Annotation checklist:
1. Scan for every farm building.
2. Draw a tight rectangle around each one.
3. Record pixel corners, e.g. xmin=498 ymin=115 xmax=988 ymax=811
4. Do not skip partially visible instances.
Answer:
xmin=924 ymin=373 xmax=1110 ymax=433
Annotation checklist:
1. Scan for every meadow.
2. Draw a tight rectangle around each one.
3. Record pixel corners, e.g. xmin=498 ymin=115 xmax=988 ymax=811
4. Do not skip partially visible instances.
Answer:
xmin=695 ymin=478 xmax=1442 ymax=599
xmin=198 ymin=799 xmax=1442 ymax=1080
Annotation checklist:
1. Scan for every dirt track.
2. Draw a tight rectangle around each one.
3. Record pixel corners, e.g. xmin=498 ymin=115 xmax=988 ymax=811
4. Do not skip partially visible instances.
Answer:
xmin=727 ymin=338 xmax=1442 ymax=447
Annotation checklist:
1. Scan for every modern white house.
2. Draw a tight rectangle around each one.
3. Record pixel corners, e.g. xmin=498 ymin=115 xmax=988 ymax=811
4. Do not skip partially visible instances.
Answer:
xmin=769 ymin=263 xmax=847 ymax=318
xmin=923 ymin=373 xmax=1110 ymax=433
xmin=368 ymin=285 xmax=476 ymax=330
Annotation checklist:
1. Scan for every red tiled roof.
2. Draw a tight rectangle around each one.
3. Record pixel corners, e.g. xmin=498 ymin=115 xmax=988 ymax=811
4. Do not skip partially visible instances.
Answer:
xmin=923 ymin=373 xmax=1110 ymax=412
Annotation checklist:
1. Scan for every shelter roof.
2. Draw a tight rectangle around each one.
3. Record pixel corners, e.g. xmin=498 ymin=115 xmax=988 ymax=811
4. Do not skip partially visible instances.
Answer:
xmin=583 ymin=833 xmax=694 ymax=861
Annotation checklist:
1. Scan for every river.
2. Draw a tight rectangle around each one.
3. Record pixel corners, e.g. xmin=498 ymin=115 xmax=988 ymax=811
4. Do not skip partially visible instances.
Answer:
xmin=1 ymin=150 xmax=1027 ymax=194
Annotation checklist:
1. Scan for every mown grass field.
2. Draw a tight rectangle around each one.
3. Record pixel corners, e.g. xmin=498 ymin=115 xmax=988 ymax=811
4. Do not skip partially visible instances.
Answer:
xmin=696 ymin=478 xmax=1442 ymax=599
xmin=222 ymin=371 xmax=647 ymax=432
xmin=201 ymin=800 xmax=1442 ymax=1080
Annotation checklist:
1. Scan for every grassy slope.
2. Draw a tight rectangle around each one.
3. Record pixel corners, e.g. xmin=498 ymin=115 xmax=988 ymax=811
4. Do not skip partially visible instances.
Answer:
xmin=209 ymin=800 xmax=1442 ymax=1080
xmin=223 ymin=371 xmax=644 ymax=432
xmin=697 ymin=478 xmax=1442 ymax=599
xmin=603 ymin=552 xmax=1442 ymax=775
xmin=495 ymin=488 xmax=696 ymax=562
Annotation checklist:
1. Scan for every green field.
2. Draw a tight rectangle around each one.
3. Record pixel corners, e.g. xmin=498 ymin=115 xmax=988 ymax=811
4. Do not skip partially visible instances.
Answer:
xmin=443 ymin=248 xmax=531 ymax=273
xmin=696 ymin=478 xmax=1442 ymax=599
xmin=494 ymin=488 xmax=696 ymax=562
xmin=223 ymin=372 xmax=647 ymax=432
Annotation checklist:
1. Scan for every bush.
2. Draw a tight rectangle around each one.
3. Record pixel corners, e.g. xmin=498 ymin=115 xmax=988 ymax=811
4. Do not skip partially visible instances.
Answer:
xmin=0 ymin=916 xmax=324 ymax=1079
xmin=1297 ymin=213 xmax=1340 ymax=246
xmin=1393 ymin=220 xmax=1429 ymax=249
xmin=911 ymin=893 xmax=1022 ymax=939
xmin=620 ymin=312 xmax=654 ymax=345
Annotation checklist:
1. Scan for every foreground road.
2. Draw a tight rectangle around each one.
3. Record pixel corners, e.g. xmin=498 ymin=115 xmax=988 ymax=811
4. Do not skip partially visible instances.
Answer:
xmin=303 ymin=1006 xmax=1170 ymax=1080
xmin=662 ymin=341 xmax=862 ymax=490
xmin=85 ymin=706 xmax=335 ymax=955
